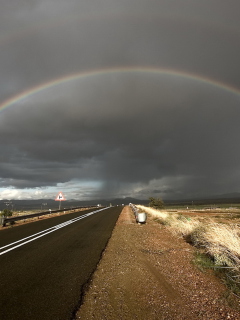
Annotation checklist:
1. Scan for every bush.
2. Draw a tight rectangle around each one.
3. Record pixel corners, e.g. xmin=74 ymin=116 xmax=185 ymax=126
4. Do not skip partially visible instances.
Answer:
xmin=149 ymin=197 xmax=164 ymax=209
xmin=0 ymin=209 xmax=13 ymax=217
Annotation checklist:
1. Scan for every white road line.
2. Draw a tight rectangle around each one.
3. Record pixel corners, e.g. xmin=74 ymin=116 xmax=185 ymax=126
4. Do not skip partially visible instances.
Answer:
xmin=0 ymin=207 xmax=108 ymax=256
xmin=0 ymin=227 xmax=56 ymax=250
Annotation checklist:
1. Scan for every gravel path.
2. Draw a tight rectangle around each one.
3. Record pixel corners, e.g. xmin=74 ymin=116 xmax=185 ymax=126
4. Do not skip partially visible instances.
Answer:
xmin=76 ymin=206 xmax=240 ymax=320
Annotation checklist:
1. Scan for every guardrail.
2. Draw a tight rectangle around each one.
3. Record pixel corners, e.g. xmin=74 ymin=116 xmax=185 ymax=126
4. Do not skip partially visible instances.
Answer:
xmin=129 ymin=203 xmax=147 ymax=224
xmin=0 ymin=205 xmax=99 ymax=227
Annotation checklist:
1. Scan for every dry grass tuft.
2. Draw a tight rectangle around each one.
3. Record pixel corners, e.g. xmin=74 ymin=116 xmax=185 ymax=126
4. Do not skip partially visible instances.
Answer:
xmin=137 ymin=205 xmax=201 ymax=238
xmin=137 ymin=205 xmax=240 ymax=291
xmin=200 ymin=223 xmax=240 ymax=270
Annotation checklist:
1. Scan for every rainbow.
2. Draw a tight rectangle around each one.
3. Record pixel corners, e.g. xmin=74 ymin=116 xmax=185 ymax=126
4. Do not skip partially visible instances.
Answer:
xmin=1 ymin=66 xmax=240 ymax=112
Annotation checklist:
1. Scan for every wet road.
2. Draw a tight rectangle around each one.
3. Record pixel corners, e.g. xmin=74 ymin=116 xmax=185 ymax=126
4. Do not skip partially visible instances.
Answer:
xmin=0 ymin=206 xmax=122 ymax=320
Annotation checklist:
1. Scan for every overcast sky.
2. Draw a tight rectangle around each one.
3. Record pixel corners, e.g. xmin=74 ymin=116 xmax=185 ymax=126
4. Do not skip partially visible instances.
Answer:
xmin=0 ymin=0 xmax=240 ymax=201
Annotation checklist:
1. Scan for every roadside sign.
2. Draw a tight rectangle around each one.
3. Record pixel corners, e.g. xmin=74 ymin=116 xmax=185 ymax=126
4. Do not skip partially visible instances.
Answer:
xmin=55 ymin=192 xmax=66 ymax=210
xmin=55 ymin=192 xmax=66 ymax=201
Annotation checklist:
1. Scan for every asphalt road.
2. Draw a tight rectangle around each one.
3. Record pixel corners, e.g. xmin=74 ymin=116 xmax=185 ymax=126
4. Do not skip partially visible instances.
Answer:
xmin=0 ymin=206 xmax=122 ymax=320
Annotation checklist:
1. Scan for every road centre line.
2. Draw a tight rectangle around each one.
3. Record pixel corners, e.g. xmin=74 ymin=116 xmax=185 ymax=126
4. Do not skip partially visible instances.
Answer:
xmin=0 ymin=207 xmax=108 ymax=256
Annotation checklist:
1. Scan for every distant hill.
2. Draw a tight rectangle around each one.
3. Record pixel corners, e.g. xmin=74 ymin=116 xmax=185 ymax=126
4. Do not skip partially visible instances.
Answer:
xmin=0 ymin=197 xmax=149 ymax=211
xmin=1 ymin=194 xmax=240 ymax=211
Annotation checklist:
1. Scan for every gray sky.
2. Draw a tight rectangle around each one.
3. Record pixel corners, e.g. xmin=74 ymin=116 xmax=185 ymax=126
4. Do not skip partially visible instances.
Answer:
xmin=0 ymin=0 xmax=240 ymax=201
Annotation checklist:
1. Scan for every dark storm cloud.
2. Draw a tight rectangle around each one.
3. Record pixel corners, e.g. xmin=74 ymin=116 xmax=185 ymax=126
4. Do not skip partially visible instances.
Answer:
xmin=0 ymin=1 xmax=240 ymax=200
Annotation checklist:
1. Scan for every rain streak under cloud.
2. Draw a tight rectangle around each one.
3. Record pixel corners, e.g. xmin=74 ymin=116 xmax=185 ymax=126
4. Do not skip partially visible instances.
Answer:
xmin=0 ymin=0 xmax=240 ymax=201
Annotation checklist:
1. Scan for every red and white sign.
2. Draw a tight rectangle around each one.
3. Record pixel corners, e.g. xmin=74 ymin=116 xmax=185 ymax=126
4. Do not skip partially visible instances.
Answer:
xmin=55 ymin=192 xmax=66 ymax=201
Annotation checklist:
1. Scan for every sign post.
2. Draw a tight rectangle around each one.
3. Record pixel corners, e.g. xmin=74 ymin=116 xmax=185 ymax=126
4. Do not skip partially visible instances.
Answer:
xmin=55 ymin=192 xmax=66 ymax=210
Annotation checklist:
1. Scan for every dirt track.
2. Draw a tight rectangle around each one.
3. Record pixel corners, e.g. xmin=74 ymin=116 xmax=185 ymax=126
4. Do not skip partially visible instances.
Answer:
xmin=76 ymin=206 xmax=240 ymax=320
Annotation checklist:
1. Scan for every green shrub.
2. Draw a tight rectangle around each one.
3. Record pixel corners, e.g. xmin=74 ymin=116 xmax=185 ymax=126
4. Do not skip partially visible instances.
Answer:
xmin=193 ymin=250 xmax=215 ymax=272
xmin=149 ymin=197 xmax=164 ymax=209
xmin=0 ymin=209 xmax=13 ymax=217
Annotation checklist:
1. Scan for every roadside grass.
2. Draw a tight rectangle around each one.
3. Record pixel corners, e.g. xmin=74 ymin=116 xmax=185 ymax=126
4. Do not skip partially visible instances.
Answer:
xmin=137 ymin=205 xmax=240 ymax=296
xmin=193 ymin=250 xmax=216 ymax=272
xmin=193 ymin=251 xmax=240 ymax=301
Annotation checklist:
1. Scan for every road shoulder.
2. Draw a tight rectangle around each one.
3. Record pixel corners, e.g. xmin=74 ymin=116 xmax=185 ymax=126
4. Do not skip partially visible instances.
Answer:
xmin=76 ymin=206 xmax=240 ymax=320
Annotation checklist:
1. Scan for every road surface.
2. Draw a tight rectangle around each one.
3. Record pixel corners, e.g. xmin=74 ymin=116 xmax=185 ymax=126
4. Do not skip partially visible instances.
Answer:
xmin=0 ymin=206 xmax=122 ymax=320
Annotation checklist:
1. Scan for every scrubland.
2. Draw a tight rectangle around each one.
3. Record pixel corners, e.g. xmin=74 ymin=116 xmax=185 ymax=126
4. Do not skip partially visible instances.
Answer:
xmin=137 ymin=205 xmax=240 ymax=296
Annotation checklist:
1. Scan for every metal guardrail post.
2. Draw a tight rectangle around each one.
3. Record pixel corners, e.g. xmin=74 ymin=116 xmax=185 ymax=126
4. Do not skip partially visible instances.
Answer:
xmin=0 ymin=216 xmax=6 ymax=227
xmin=129 ymin=203 xmax=147 ymax=224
